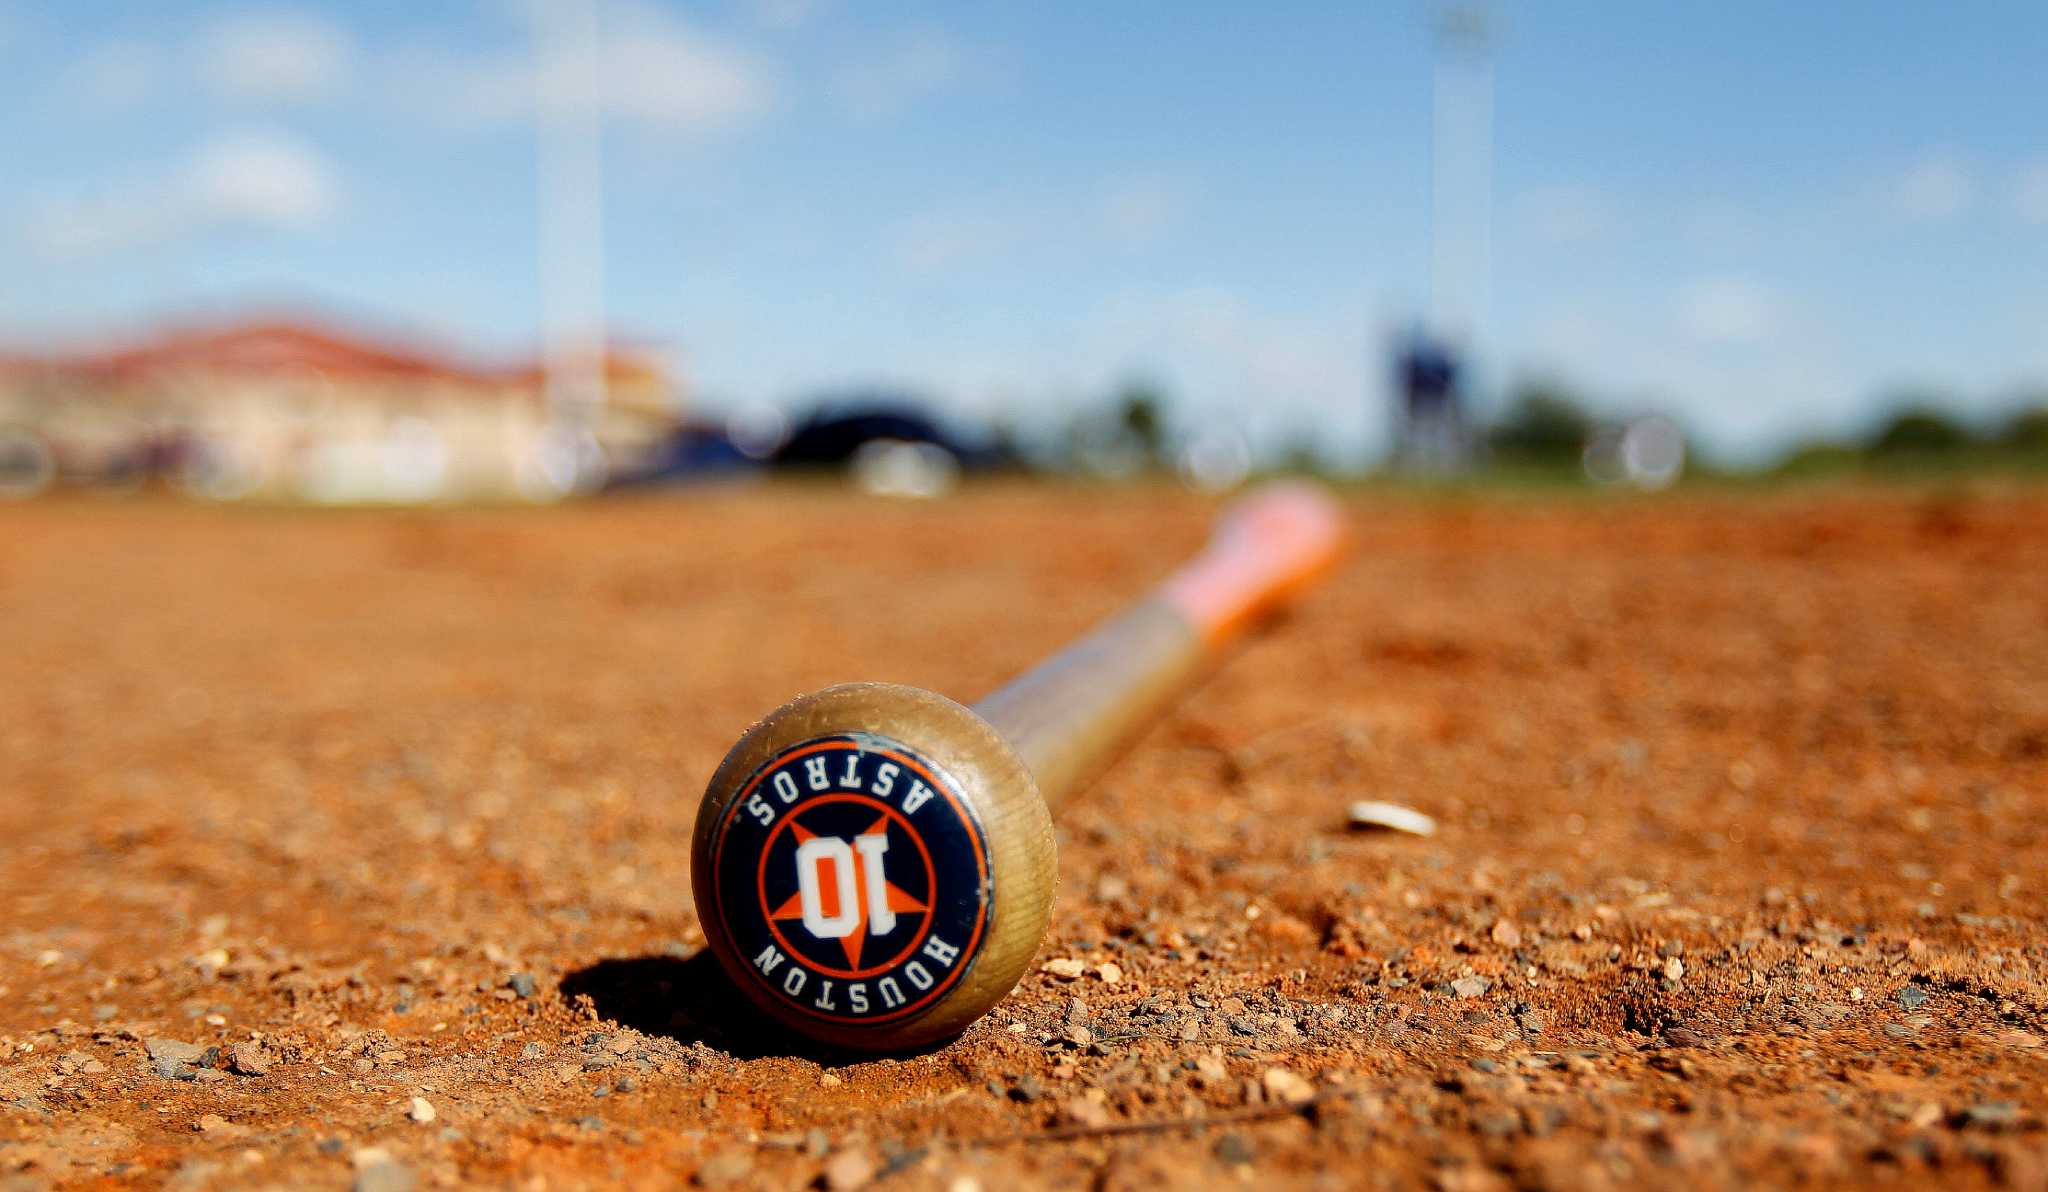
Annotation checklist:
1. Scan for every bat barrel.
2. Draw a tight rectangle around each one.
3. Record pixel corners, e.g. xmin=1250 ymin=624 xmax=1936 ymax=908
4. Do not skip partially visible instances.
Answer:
xmin=974 ymin=482 xmax=1344 ymax=810
xmin=690 ymin=481 xmax=1342 ymax=1050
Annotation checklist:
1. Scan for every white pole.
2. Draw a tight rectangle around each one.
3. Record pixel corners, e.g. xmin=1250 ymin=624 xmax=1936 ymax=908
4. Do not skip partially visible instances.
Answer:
xmin=536 ymin=0 xmax=608 ymax=451
xmin=1429 ymin=4 xmax=1493 ymax=348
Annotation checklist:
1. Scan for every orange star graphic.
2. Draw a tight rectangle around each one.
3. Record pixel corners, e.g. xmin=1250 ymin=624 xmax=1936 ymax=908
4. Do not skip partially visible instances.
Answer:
xmin=770 ymin=817 xmax=928 ymax=970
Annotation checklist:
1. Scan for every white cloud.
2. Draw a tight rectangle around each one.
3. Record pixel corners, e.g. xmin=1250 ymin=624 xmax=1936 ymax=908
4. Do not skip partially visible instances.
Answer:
xmin=64 ymin=10 xmax=352 ymax=111
xmin=593 ymin=4 xmax=773 ymax=130
xmin=70 ymin=40 xmax=164 ymax=111
xmin=1676 ymin=277 xmax=1777 ymax=346
xmin=186 ymin=129 xmax=338 ymax=228
xmin=202 ymin=9 xmax=355 ymax=103
xmin=834 ymin=27 xmax=968 ymax=121
xmin=1890 ymin=151 xmax=1974 ymax=222
xmin=2015 ymin=161 xmax=2048 ymax=225
xmin=402 ymin=1 xmax=772 ymax=137
xmin=24 ymin=128 xmax=339 ymax=259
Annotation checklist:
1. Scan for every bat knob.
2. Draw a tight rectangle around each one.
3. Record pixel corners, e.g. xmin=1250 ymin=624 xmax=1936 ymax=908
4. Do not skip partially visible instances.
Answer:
xmin=690 ymin=683 xmax=1057 ymax=1051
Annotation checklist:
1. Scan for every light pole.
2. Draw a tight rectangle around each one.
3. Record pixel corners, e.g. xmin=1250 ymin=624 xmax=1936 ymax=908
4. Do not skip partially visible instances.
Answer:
xmin=533 ymin=0 xmax=608 ymax=496
xmin=1392 ymin=3 xmax=1494 ymax=473
xmin=1430 ymin=3 xmax=1493 ymax=349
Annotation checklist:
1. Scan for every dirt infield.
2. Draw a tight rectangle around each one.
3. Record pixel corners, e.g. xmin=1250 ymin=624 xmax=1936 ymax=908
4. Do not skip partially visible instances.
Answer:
xmin=2 ymin=484 xmax=2045 ymax=1189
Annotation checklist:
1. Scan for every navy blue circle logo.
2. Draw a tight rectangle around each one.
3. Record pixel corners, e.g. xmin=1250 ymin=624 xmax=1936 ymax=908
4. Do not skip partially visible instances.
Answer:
xmin=711 ymin=735 xmax=991 ymax=1027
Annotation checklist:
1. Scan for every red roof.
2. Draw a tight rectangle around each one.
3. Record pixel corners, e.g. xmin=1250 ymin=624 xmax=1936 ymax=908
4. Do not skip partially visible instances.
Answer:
xmin=2 ymin=319 xmax=665 ymax=390
xmin=97 ymin=322 xmax=473 ymax=382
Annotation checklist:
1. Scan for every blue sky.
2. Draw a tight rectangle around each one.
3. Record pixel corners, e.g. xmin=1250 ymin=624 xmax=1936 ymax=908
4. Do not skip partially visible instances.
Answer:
xmin=3 ymin=1 xmax=2045 ymax=461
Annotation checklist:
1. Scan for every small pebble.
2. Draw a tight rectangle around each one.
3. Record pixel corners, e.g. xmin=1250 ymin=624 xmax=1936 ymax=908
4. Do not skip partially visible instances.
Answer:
xmin=152 ymin=1056 xmax=195 ymax=1082
xmin=145 ymin=1038 xmax=210 ymax=1067
xmin=1062 ymin=1095 xmax=1111 ymax=1129
xmin=1041 ymin=958 xmax=1086 ymax=980
xmin=224 ymin=1042 xmax=271 ymax=1076
xmin=1214 ymin=1133 xmax=1254 ymax=1164
xmin=1262 ymin=1066 xmax=1315 ymax=1105
xmin=408 ymin=1096 xmax=436 ymax=1123
xmin=1898 ymin=986 xmax=1928 ymax=1012
xmin=1450 ymin=976 xmax=1491 ymax=999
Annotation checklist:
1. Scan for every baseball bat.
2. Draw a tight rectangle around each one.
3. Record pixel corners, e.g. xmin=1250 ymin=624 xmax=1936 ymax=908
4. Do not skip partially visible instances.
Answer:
xmin=690 ymin=482 xmax=1344 ymax=1050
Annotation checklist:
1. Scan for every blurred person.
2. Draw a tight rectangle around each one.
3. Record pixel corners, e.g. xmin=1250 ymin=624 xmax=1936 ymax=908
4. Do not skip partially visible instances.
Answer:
xmin=1392 ymin=325 xmax=1470 ymax=472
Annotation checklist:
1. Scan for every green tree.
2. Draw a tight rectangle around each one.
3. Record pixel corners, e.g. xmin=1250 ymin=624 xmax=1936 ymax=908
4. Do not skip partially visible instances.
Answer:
xmin=1114 ymin=378 xmax=1168 ymax=469
xmin=1867 ymin=401 xmax=1972 ymax=455
xmin=1487 ymin=382 xmax=1594 ymax=462
xmin=1997 ymin=403 xmax=2048 ymax=454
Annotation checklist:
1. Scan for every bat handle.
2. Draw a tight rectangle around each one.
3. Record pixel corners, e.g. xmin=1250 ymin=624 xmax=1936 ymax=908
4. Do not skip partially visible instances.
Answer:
xmin=973 ymin=482 xmax=1345 ymax=811
xmin=1157 ymin=480 xmax=1346 ymax=645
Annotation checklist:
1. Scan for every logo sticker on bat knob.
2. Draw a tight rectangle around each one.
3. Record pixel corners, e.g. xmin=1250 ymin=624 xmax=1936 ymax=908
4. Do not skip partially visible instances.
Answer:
xmin=711 ymin=735 xmax=991 ymax=1026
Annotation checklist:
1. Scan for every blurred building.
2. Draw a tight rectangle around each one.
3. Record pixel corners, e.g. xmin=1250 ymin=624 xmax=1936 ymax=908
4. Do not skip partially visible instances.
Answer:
xmin=0 ymin=318 xmax=681 ymax=502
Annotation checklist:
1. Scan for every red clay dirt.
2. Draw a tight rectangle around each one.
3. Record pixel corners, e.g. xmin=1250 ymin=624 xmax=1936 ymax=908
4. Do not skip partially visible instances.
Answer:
xmin=1 ymin=484 xmax=2044 ymax=1189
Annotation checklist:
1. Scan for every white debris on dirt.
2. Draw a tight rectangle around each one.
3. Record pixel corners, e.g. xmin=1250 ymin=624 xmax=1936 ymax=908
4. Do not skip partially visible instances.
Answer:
xmin=1346 ymin=801 xmax=1437 ymax=836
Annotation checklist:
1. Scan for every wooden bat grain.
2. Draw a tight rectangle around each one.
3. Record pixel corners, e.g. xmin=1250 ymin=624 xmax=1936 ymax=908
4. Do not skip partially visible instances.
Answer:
xmin=971 ymin=597 xmax=1202 ymax=813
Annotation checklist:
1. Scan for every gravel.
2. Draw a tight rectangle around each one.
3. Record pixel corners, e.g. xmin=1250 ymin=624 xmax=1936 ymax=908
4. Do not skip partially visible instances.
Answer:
xmin=10 ymin=490 xmax=2048 ymax=1191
